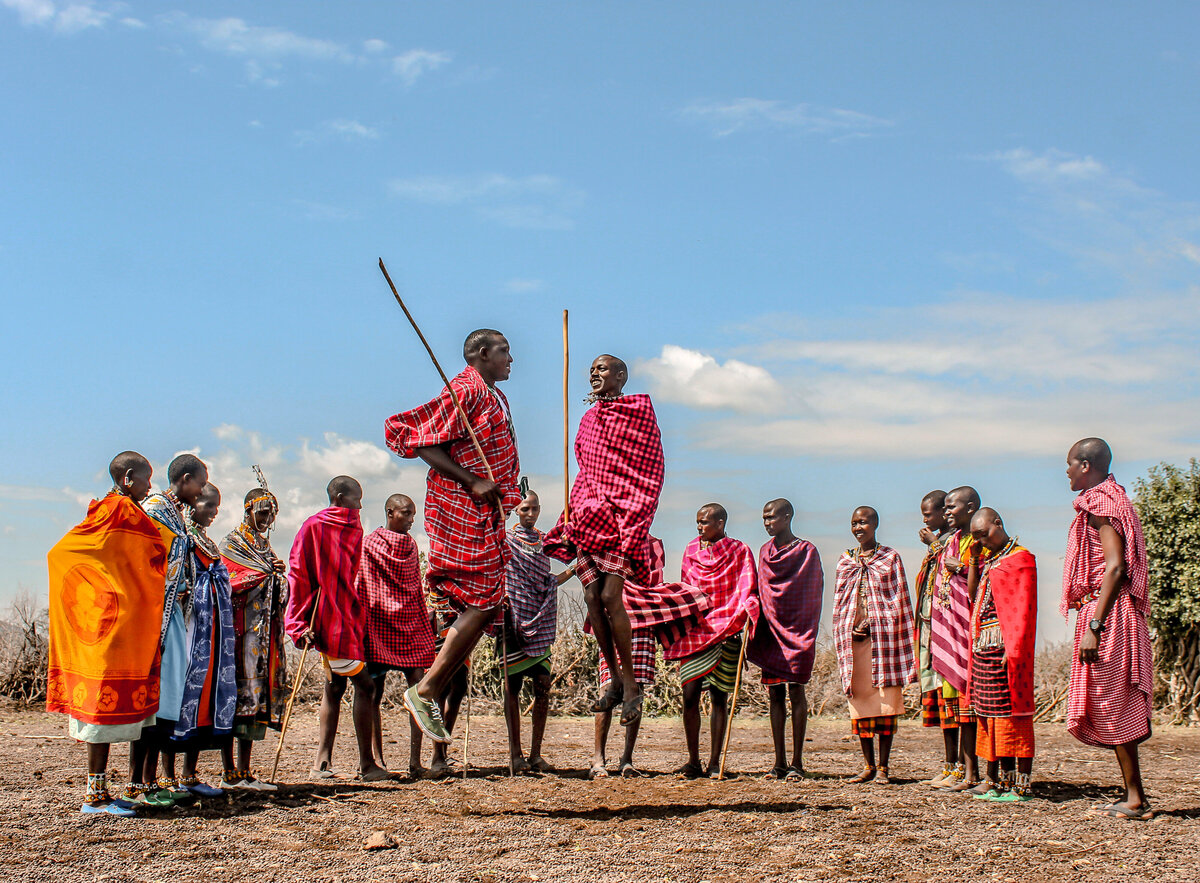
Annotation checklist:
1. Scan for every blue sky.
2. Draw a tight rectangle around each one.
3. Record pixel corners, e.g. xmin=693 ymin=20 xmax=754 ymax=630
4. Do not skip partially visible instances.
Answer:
xmin=3 ymin=2 xmax=1199 ymax=643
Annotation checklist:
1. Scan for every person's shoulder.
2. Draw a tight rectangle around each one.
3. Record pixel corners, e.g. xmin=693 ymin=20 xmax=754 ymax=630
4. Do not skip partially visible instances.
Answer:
xmin=878 ymin=544 xmax=902 ymax=562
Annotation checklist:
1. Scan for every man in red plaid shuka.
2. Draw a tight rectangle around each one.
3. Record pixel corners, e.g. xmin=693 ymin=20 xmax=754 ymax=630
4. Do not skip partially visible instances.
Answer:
xmin=356 ymin=493 xmax=436 ymax=775
xmin=384 ymin=329 xmax=521 ymax=744
xmin=545 ymin=354 xmax=668 ymax=728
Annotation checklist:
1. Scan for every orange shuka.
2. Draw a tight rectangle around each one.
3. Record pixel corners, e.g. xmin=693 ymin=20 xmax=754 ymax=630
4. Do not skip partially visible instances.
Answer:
xmin=47 ymin=493 xmax=168 ymax=726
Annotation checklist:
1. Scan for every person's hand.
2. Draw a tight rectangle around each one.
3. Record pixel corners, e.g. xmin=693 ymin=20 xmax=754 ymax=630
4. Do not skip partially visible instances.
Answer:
xmin=1078 ymin=628 xmax=1100 ymax=664
xmin=271 ymin=557 xmax=286 ymax=573
xmin=919 ymin=527 xmax=934 ymax=545
xmin=466 ymin=475 xmax=502 ymax=510
xmin=299 ymin=626 xmax=316 ymax=649
xmin=944 ymin=553 xmax=962 ymax=574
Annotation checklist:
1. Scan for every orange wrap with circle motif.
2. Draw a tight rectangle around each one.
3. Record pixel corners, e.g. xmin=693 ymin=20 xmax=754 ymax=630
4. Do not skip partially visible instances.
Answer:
xmin=47 ymin=494 xmax=168 ymax=726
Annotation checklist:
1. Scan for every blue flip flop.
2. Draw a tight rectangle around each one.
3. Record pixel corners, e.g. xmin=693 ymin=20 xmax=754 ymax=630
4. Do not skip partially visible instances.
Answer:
xmin=81 ymin=801 xmax=137 ymax=818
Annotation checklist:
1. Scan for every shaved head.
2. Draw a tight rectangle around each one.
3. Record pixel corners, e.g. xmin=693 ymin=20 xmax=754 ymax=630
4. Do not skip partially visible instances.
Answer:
xmin=597 ymin=354 xmax=628 ymax=377
xmin=947 ymin=486 xmax=981 ymax=509
xmin=766 ymin=498 xmax=794 ymax=518
xmin=109 ymin=451 xmax=150 ymax=485
xmin=385 ymin=493 xmax=414 ymax=510
xmin=700 ymin=502 xmax=728 ymax=524
xmin=922 ymin=489 xmax=947 ymax=508
xmin=1071 ymin=437 xmax=1112 ymax=475
xmin=167 ymin=453 xmax=207 ymax=485
xmin=853 ymin=505 xmax=879 ymax=527
xmin=971 ymin=506 xmax=1002 ymax=529
xmin=327 ymin=475 xmax=362 ymax=504
xmin=463 ymin=328 xmax=504 ymax=361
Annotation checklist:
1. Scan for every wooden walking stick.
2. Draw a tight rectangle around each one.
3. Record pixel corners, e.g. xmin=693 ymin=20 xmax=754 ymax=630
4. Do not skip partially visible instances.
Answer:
xmin=716 ymin=621 xmax=751 ymax=780
xmin=271 ymin=586 xmax=323 ymax=782
xmin=562 ymin=309 xmax=570 ymax=523
xmin=500 ymin=611 xmax=515 ymax=777
xmin=378 ymin=258 xmax=511 ymax=782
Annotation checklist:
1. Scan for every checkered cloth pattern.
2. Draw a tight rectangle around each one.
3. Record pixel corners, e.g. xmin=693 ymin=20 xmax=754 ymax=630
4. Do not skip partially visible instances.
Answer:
xmin=921 ymin=689 xmax=973 ymax=729
xmin=1063 ymin=477 xmax=1153 ymax=748
xmin=356 ymin=528 xmax=436 ymax=669
xmin=665 ymin=536 xmax=760 ymax=661
xmin=850 ymin=716 xmax=897 ymax=738
xmin=746 ymin=537 xmax=823 ymax=684
xmin=384 ymin=366 xmax=521 ymax=609
xmin=544 ymin=394 xmax=663 ymax=585
xmin=598 ymin=627 xmax=657 ymax=688
xmin=833 ymin=545 xmax=914 ymax=695
xmin=504 ymin=525 xmax=559 ymax=659
xmin=284 ymin=507 xmax=365 ymax=660
xmin=929 ymin=529 xmax=975 ymax=695
xmin=580 ymin=536 xmax=711 ymax=650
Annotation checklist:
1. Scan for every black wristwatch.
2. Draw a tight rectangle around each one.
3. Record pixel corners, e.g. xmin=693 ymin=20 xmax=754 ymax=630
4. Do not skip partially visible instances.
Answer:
xmin=1088 ymin=618 xmax=1105 ymax=635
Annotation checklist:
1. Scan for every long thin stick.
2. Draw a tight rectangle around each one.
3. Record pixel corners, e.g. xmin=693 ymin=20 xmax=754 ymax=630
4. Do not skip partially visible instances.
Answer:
xmin=717 ymin=622 xmax=751 ymax=780
xmin=562 ymin=309 xmax=570 ymax=523
xmin=462 ymin=658 xmax=473 ymax=783
xmin=379 ymin=259 xmax=498 ymax=489
xmin=271 ymin=586 xmax=323 ymax=781
xmin=500 ymin=613 xmax=515 ymax=777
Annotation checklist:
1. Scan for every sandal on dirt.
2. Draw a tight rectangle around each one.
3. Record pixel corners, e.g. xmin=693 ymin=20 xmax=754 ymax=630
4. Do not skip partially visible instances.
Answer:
xmin=620 ymin=762 xmax=642 ymax=778
xmin=674 ymin=761 xmax=704 ymax=779
xmin=1103 ymin=803 xmax=1154 ymax=821
xmin=359 ymin=767 xmax=391 ymax=782
xmin=510 ymin=757 xmax=532 ymax=776
xmin=619 ymin=692 xmax=643 ymax=727
xmin=847 ymin=765 xmax=876 ymax=784
xmin=871 ymin=766 xmax=891 ymax=785
xmin=588 ymin=764 xmax=610 ymax=780
xmin=784 ymin=766 xmax=805 ymax=782
xmin=591 ymin=684 xmax=623 ymax=714
xmin=764 ymin=766 xmax=787 ymax=780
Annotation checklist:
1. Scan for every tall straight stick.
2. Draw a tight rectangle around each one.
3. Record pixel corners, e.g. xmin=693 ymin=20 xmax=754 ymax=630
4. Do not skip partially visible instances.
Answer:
xmin=716 ymin=622 xmax=751 ymax=780
xmin=378 ymin=259 xmax=498 ymax=490
xmin=271 ymin=586 xmax=322 ymax=782
xmin=562 ymin=309 xmax=570 ymax=522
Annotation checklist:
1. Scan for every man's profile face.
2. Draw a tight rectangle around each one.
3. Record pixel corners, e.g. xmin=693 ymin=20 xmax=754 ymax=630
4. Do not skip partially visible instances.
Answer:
xmin=696 ymin=507 xmax=725 ymax=543
xmin=478 ymin=336 xmax=513 ymax=382
xmin=387 ymin=499 xmax=416 ymax=533
xmin=762 ymin=503 xmax=789 ymax=538
xmin=921 ymin=498 xmax=947 ymax=533
xmin=127 ymin=466 xmax=153 ymax=503
xmin=1065 ymin=445 xmax=1090 ymax=492
xmin=192 ymin=488 xmax=220 ymax=528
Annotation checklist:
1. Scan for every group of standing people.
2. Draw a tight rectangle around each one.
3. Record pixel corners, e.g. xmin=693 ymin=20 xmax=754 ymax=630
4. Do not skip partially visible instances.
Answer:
xmin=45 ymin=327 xmax=1156 ymax=823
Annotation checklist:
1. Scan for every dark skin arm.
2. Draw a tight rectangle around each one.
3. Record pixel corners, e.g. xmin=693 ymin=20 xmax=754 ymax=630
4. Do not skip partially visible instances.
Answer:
xmin=1078 ymin=514 xmax=1128 ymax=664
xmin=415 ymin=443 xmax=502 ymax=511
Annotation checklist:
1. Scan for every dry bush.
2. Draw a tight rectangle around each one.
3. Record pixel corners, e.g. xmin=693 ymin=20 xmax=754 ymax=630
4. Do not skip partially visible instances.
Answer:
xmin=0 ymin=594 xmax=49 ymax=704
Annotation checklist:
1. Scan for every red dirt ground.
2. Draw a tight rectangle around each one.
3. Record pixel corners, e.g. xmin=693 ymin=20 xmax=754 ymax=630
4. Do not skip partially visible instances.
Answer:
xmin=2 ymin=706 xmax=1197 ymax=882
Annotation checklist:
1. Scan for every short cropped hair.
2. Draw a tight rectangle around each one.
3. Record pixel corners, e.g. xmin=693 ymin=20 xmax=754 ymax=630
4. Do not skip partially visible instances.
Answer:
xmin=108 ymin=451 xmax=150 ymax=484
xmin=167 ymin=453 xmax=207 ymax=485
xmin=700 ymin=502 xmax=728 ymax=523
xmin=327 ymin=475 xmax=362 ymax=501
xmin=463 ymin=329 xmax=503 ymax=360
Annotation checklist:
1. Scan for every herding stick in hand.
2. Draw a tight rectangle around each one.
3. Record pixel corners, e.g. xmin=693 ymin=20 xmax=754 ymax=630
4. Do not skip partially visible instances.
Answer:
xmin=562 ymin=309 xmax=570 ymax=523
xmin=271 ymin=586 xmax=323 ymax=782
xmin=717 ymin=621 xmax=751 ymax=780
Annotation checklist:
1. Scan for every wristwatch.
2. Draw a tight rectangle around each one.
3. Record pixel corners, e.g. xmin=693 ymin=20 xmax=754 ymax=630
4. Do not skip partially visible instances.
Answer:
xmin=1088 ymin=618 xmax=1105 ymax=635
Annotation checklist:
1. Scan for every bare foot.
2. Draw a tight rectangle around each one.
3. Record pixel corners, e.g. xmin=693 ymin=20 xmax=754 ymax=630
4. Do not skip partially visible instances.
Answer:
xmin=511 ymin=756 xmax=532 ymax=776
xmin=528 ymin=756 xmax=555 ymax=774
xmin=674 ymin=761 xmax=703 ymax=779
xmin=588 ymin=763 xmax=609 ymax=780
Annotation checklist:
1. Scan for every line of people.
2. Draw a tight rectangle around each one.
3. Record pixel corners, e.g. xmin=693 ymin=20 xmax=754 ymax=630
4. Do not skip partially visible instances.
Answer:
xmin=45 ymin=325 xmax=1154 ymax=823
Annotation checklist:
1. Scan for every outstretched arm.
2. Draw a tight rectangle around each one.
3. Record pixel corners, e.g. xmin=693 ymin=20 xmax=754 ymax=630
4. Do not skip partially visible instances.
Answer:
xmin=415 ymin=443 xmax=502 ymax=510
xmin=1078 ymin=515 xmax=1127 ymax=664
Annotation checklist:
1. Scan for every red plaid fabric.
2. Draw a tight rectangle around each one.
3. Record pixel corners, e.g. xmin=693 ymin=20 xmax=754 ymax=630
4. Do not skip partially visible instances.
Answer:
xmin=384 ymin=366 xmax=521 ymax=609
xmin=664 ymin=536 xmax=760 ymax=661
xmin=580 ymin=536 xmax=710 ymax=651
xmin=850 ymin=715 xmax=897 ymax=738
xmin=1062 ymin=475 xmax=1149 ymax=617
xmin=356 ymin=528 xmax=436 ymax=668
xmin=833 ymin=545 xmax=914 ymax=695
xmin=284 ymin=507 xmax=365 ymax=660
xmin=598 ymin=627 xmax=657 ymax=688
xmin=544 ymin=394 xmax=663 ymax=585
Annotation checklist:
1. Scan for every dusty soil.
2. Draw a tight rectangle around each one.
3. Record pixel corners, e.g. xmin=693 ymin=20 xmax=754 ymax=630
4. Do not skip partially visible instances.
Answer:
xmin=2 ymin=706 xmax=1198 ymax=882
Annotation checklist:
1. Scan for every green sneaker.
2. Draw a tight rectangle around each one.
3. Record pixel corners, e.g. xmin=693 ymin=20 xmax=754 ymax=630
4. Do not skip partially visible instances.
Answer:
xmin=973 ymin=787 xmax=1004 ymax=800
xmin=403 ymin=685 xmax=451 ymax=743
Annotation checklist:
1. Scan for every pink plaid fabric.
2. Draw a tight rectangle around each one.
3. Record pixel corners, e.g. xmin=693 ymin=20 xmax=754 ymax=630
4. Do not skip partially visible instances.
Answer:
xmin=544 ymin=394 xmax=663 ymax=584
xmin=1063 ymin=476 xmax=1153 ymax=747
xmin=580 ymin=536 xmax=710 ymax=651
xmin=599 ymin=628 xmax=657 ymax=688
xmin=746 ymin=538 xmax=824 ymax=684
xmin=284 ymin=507 xmax=365 ymax=661
xmin=356 ymin=528 xmax=436 ymax=669
xmin=384 ymin=366 xmax=521 ymax=610
xmin=832 ymin=545 xmax=914 ymax=695
xmin=664 ymin=536 xmax=759 ymax=661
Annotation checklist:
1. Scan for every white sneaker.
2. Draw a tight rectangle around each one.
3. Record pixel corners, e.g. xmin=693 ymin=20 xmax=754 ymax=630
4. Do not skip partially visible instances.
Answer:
xmin=243 ymin=775 xmax=278 ymax=792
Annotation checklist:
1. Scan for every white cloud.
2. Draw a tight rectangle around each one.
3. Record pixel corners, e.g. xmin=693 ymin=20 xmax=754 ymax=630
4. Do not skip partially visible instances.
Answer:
xmin=161 ymin=13 xmax=356 ymax=63
xmin=294 ymin=118 xmax=380 ymax=146
xmin=679 ymin=97 xmax=893 ymax=139
xmin=389 ymin=173 xmax=584 ymax=230
xmin=363 ymin=38 xmax=388 ymax=54
xmin=291 ymin=199 xmax=357 ymax=222
xmin=391 ymin=49 xmax=451 ymax=86
xmin=637 ymin=345 xmax=787 ymax=414
xmin=2 ymin=0 xmax=112 ymax=32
